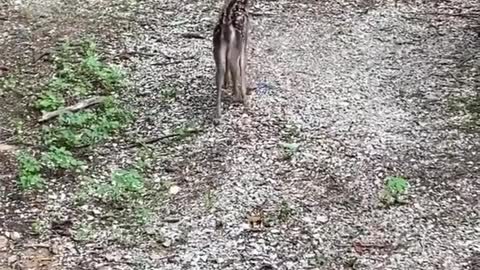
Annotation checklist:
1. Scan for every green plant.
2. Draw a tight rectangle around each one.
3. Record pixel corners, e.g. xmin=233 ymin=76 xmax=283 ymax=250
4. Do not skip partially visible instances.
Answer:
xmin=380 ymin=176 xmax=409 ymax=205
xmin=16 ymin=151 xmax=43 ymax=190
xmin=282 ymin=122 xmax=301 ymax=140
xmin=277 ymin=200 xmax=294 ymax=222
xmin=16 ymin=39 xmax=133 ymax=194
xmin=279 ymin=142 xmax=300 ymax=160
xmin=134 ymin=147 xmax=155 ymax=173
xmin=42 ymin=101 xmax=132 ymax=149
xmin=31 ymin=220 xmax=48 ymax=235
xmin=0 ymin=75 xmax=19 ymax=94
xmin=95 ymin=169 xmax=145 ymax=203
xmin=135 ymin=207 xmax=153 ymax=225
xmin=35 ymin=91 xmax=65 ymax=111
xmin=73 ymin=222 xmax=94 ymax=242
xmin=204 ymin=189 xmax=216 ymax=211
xmin=161 ymin=86 xmax=177 ymax=102
xmin=41 ymin=146 xmax=84 ymax=170
xmin=112 ymin=169 xmax=144 ymax=193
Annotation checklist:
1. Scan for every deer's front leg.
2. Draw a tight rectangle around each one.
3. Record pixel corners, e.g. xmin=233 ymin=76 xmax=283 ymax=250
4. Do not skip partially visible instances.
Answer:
xmin=239 ymin=42 xmax=248 ymax=106
xmin=222 ymin=67 xmax=230 ymax=89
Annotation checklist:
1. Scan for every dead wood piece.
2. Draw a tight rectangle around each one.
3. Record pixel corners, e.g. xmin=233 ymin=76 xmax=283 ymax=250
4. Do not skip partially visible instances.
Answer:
xmin=152 ymin=55 xmax=196 ymax=66
xmin=180 ymin=32 xmax=205 ymax=39
xmin=0 ymin=144 xmax=17 ymax=152
xmin=124 ymin=128 xmax=203 ymax=149
xmin=152 ymin=60 xmax=183 ymax=66
xmin=250 ymin=12 xmax=276 ymax=17
xmin=32 ymin=51 xmax=52 ymax=64
xmin=38 ymin=96 xmax=107 ymax=123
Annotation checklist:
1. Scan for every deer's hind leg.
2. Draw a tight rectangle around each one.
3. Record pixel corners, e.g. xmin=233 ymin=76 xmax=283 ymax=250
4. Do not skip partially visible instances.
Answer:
xmin=226 ymin=28 xmax=242 ymax=103
xmin=213 ymin=29 xmax=228 ymax=119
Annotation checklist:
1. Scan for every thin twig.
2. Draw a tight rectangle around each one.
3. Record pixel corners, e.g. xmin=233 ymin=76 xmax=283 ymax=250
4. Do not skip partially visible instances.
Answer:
xmin=152 ymin=60 xmax=183 ymax=66
xmin=124 ymin=129 xmax=203 ymax=149
xmin=250 ymin=11 xmax=276 ymax=17
xmin=180 ymin=32 xmax=205 ymax=39
xmin=152 ymin=55 xmax=196 ymax=66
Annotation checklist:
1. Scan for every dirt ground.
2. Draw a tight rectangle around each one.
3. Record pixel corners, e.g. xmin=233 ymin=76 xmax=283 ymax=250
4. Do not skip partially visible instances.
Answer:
xmin=1 ymin=0 xmax=480 ymax=269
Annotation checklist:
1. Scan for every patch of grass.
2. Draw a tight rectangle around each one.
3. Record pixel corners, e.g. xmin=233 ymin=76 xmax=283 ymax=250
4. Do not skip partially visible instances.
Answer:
xmin=448 ymin=95 xmax=480 ymax=130
xmin=41 ymin=146 xmax=84 ymax=170
xmin=279 ymin=142 xmax=300 ymax=160
xmin=46 ymin=39 xmax=124 ymax=101
xmin=16 ymin=150 xmax=43 ymax=190
xmin=0 ymin=75 xmax=20 ymax=95
xmin=134 ymin=147 xmax=155 ymax=173
xmin=94 ymin=169 xmax=145 ymax=203
xmin=160 ymin=86 xmax=177 ymax=102
xmin=380 ymin=176 xmax=409 ymax=205
xmin=42 ymin=99 xmax=132 ymax=148
xmin=134 ymin=207 xmax=153 ymax=226
xmin=35 ymin=91 xmax=65 ymax=111
xmin=277 ymin=200 xmax=295 ymax=222
xmin=204 ymin=189 xmax=216 ymax=211
xmin=72 ymin=222 xmax=95 ymax=242
xmin=281 ymin=122 xmax=301 ymax=140
xmin=14 ymin=39 xmax=133 ymax=191
xmin=31 ymin=219 xmax=48 ymax=236
xmin=16 ymin=146 xmax=85 ymax=190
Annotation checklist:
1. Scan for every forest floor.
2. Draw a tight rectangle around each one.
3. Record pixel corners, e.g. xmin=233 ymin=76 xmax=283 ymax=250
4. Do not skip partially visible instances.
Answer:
xmin=1 ymin=0 xmax=479 ymax=269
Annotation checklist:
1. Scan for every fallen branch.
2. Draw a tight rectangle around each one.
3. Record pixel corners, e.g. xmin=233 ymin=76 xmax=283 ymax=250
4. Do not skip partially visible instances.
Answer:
xmin=32 ymin=51 xmax=52 ymax=64
xmin=419 ymin=12 xmax=480 ymax=18
xmin=152 ymin=60 xmax=183 ymax=66
xmin=250 ymin=11 xmax=276 ymax=17
xmin=124 ymin=128 xmax=203 ymax=149
xmin=180 ymin=32 xmax=205 ymax=39
xmin=0 ymin=144 xmax=17 ymax=152
xmin=38 ymin=96 xmax=107 ymax=123
xmin=152 ymin=55 xmax=196 ymax=66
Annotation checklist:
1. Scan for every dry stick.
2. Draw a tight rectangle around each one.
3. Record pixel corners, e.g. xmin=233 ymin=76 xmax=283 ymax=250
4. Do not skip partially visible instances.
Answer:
xmin=38 ymin=96 xmax=107 ymax=123
xmin=180 ymin=32 xmax=205 ymax=39
xmin=124 ymin=128 xmax=203 ymax=149
xmin=152 ymin=60 xmax=183 ymax=66
xmin=152 ymin=55 xmax=196 ymax=66
xmin=250 ymin=11 xmax=276 ymax=17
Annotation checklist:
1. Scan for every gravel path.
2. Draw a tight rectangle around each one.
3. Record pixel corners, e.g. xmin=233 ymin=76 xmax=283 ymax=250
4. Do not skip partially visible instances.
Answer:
xmin=1 ymin=0 xmax=479 ymax=269
xmin=107 ymin=1 xmax=479 ymax=269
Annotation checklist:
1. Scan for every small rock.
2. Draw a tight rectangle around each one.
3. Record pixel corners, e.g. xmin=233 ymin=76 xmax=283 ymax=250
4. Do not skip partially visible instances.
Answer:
xmin=270 ymin=229 xmax=281 ymax=234
xmin=164 ymin=216 xmax=181 ymax=223
xmin=162 ymin=239 xmax=172 ymax=248
xmin=8 ymin=254 xmax=18 ymax=264
xmin=285 ymin=261 xmax=296 ymax=269
xmin=316 ymin=215 xmax=329 ymax=223
xmin=169 ymin=185 xmax=181 ymax=195
xmin=239 ymin=223 xmax=250 ymax=231
xmin=0 ymin=236 xmax=8 ymax=249
xmin=305 ymin=253 xmax=315 ymax=259
xmin=302 ymin=216 xmax=313 ymax=223
xmin=9 ymin=231 xmax=22 ymax=240
xmin=144 ymin=227 xmax=156 ymax=235
xmin=0 ymin=144 xmax=17 ymax=152
xmin=104 ymin=253 xmax=122 ymax=262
